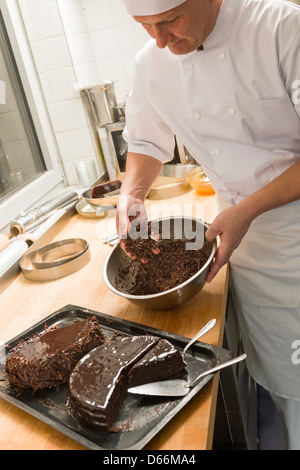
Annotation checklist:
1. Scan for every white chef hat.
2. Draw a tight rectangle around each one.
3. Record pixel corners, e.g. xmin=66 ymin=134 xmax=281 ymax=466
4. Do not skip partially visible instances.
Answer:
xmin=123 ymin=0 xmax=187 ymax=16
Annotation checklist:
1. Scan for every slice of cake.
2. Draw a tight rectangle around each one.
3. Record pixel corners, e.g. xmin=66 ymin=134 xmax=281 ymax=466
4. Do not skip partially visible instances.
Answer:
xmin=68 ymin=335 xmax=185 ymax=430
xmin=5 ymin=316 xmax=106 ymax=394
xmin=129 ymin=338 xmax=185 ymax=386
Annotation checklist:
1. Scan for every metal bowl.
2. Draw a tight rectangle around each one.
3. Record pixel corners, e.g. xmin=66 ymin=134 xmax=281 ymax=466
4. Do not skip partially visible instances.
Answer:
xmin=102 ymin=216 xmax=216 ymax=310
xmin=82 ymin=180 xmax=121 ymax=207
xmin=159 ymin=163 xmax=198 ymax=178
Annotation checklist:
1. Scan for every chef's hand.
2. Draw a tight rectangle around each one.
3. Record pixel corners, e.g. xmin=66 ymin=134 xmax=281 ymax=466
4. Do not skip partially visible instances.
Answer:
xmin=116 ymin=194 xmax=146 ymax=259
xmin=116 ymin=194 xmax=160 ymax=263
xmin=205 ymin=205 xmax=252 ymax=282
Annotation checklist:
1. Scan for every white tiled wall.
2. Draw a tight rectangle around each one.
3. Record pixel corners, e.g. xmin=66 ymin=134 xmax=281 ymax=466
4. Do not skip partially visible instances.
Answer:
xmin=17 ymin=0 xmax=149 ymax=185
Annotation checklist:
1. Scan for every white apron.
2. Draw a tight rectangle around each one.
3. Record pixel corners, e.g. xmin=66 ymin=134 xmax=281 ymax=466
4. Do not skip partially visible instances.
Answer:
xmin=218 ymin=197 xmax=300 ymax=401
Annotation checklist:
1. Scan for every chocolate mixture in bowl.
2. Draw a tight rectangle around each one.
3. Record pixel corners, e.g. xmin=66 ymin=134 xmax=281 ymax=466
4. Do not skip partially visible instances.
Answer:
xmin=117 ymin=221 xmax=213 ymax=295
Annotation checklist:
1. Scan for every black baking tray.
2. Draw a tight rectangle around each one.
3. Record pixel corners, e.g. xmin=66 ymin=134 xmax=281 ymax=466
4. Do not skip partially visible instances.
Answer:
xmin=0 ymin=305 xmax=232 ymax=450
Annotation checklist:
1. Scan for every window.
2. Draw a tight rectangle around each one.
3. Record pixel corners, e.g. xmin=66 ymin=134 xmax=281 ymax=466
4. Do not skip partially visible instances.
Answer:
xmin=0 ymin=9 xmax=46 ymax=200
xmin=0 ymin=1 xmax=63 ymax=231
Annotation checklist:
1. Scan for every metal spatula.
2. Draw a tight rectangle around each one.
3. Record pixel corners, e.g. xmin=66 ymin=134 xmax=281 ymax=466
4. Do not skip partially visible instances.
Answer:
xmin=128 ymin=353 xmax=247 ymax=397
xmin=181 ymin=318 xmax=216 ymax=362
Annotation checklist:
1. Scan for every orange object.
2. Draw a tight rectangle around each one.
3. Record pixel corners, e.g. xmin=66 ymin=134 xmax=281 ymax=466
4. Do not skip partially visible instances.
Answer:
xmin=187 ymin=168 xmax=215 ymax=196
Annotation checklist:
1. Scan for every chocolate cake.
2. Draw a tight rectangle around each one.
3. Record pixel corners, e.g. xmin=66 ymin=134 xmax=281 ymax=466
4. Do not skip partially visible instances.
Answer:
xmin=5 ymin=316 xmax=106 ymax=394
xmin=68 ymin=335 xmax=185 ymax=430
xmin=117 ymin=223 xmax=213 ymax=295
xmin=129 ymin=337 xmax=185 ymax=386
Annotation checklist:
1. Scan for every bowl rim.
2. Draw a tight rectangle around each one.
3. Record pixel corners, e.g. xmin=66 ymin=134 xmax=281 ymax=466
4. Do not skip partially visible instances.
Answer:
xmin=82 ymin=180 xmax=122 ymax=207
xmin=102 ymin=216 xmax=217 ymax=300
xmin=82 ymin=190 xmax=120 ymax=207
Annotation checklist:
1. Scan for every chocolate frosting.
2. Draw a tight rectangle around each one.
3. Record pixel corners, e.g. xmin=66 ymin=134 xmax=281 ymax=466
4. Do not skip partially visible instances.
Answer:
xmin=5 ymin=316 xmax=106 ymax=394
xmin=68 ymin=335 xmax=185 ymax=430
xmin=69 ymin=336 xmax=159 ymax=409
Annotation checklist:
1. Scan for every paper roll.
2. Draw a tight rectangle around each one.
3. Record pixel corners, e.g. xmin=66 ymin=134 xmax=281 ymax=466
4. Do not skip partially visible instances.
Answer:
xmin=0 ymin=233 xmax=12 ymax=253
xmin=0 ymin=239 xmax=29 ymax=277
xmin=10 ymin=190 xmax=78 ymax=236
xmin=31 ymin=208 xmax=70 ymax=240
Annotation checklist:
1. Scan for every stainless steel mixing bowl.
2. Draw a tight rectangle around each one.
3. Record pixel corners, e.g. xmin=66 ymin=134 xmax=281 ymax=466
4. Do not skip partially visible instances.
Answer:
xmin=82 ymin=180 xmax=121 ymax=207
xmin=102 ymin=216 xmax=217 ymax=310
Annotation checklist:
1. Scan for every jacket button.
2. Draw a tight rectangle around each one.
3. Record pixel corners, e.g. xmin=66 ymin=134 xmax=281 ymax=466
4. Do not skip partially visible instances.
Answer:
xmin=219 ymin=52 xmax=226 ymax=60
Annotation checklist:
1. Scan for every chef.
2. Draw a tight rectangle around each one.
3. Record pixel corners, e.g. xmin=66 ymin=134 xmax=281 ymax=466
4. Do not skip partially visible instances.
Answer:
xmin=117 ymin=0 xmax=300 ymax=449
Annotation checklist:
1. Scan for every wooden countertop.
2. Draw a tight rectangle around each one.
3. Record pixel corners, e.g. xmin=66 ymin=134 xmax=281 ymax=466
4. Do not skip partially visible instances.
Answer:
xmin=0 ymin=190 xmax=228 ymax=451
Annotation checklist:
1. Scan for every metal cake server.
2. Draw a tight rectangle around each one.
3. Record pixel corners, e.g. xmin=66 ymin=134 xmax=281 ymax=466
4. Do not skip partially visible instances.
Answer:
xmin=181 ymin=318 xmax=216 ymax=362
xmin=128 ymin=353 xmax=247 ymax=397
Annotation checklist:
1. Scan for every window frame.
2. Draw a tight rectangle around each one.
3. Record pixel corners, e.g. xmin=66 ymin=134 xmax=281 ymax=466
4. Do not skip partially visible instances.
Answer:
xmin=0 ymin=0 xmax=64 ymax=231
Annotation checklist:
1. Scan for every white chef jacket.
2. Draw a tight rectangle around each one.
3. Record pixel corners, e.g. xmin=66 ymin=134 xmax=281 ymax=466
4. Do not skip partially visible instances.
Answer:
xmin=123 ymin=0 xmax=300 ymax=206
xmin=123 ymin=0 xmax=300 ymax=400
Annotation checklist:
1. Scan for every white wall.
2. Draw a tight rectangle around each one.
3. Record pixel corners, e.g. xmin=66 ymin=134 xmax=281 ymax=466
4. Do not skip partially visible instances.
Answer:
xmin=17 ymin=0 xmax=149 ymax=186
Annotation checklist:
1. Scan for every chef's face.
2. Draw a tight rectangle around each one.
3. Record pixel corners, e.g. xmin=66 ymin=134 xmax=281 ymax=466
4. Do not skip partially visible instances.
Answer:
xmin=133 ymin=0 xmax=222 ymax=55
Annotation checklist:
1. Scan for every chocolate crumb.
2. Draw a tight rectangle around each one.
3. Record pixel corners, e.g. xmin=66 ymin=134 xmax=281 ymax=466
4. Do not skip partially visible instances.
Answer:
xmin=117 ymin=222 xmax=212 ymax=295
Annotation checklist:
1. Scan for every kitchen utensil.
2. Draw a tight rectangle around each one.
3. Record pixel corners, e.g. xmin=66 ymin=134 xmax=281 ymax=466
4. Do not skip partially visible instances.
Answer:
xmin=159 ymin=164 xmax=197 ymax=178
xmin=182 ymin=318 xmax=216 ymax=361
xmin=102 ymin=232 xmax=119 ymax=245
xmin=20 ymin=238 xmax=90 ymax=281
xmin=30 ymin=238 xmax=87 ymax=269
xmin=75 ymin=200 xmax=115 ymax=219
xmin=128 ymin=353 xmax=247 ymax=396
xmin=82 ymin=180 xmax=122 ymax=207
xmin=103 ymin=216 xmax=217 ymax=310
xmin=83 ymin=81 xmax=118 ymax=127
xmin=147 ymin=181 xmax=192 ymax=200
